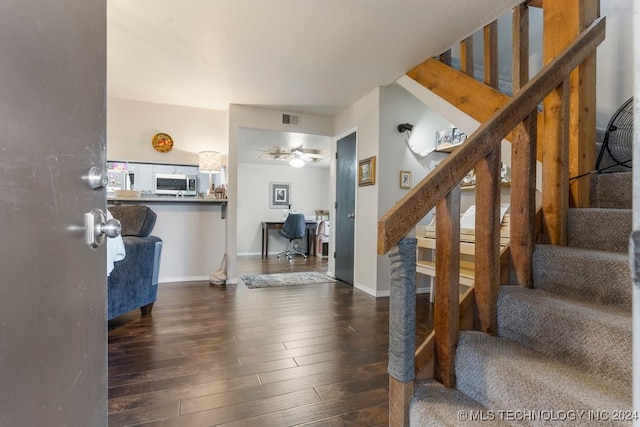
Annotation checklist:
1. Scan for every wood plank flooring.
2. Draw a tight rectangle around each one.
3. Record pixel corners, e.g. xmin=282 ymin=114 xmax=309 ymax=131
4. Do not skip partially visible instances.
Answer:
xmin=108 ymin=255 xmax=434 ymax=426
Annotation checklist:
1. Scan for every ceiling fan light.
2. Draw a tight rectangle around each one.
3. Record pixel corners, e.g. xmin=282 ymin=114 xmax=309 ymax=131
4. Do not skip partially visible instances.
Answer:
xmin=289 ymin=157 xmax=305 ymax=168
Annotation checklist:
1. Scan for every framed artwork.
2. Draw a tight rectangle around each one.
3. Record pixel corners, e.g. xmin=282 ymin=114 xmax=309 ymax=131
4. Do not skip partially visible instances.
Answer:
xmin=269 ymin=182 xmax=290 ymax=208
xmin=358 ymin=156 xmax=376 ymax=186
xmin=400 ymin=170 xmax=412 ymax=189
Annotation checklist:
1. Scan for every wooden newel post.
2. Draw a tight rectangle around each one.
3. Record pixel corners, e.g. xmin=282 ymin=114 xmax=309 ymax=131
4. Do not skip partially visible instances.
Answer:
xmin=388 ymin=238 xmax=417 ymax=426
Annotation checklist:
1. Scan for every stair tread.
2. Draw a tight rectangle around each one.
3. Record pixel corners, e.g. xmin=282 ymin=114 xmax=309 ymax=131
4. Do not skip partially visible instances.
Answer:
xmin=497 ymin=286 xmax=631 ymax=388
xmin=455 ymin=331 xmax=631 ymax=414
xmin=411 ymin=380 xmax=510 ymax=427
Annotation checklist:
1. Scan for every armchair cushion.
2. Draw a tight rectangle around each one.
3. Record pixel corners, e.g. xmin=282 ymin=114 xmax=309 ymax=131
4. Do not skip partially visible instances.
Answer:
xmin=107 ymin=205 xmax=162 ymax=320
xmin=108 ymin=205 xmax=157 ymax=237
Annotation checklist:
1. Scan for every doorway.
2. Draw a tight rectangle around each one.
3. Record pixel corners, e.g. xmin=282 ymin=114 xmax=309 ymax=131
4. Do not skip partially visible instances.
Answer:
xmin=236 ymin=127 xmax=331 ymax=264
xmin=334 ymin=132 xmax=356 ymax=285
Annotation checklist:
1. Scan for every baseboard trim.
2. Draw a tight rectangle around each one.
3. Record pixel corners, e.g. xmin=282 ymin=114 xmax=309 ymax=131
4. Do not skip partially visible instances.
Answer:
xmin=158 ymin=276 xmax=208 ymax=284
xmin=354 ymin=283 xmax=390 ymax=298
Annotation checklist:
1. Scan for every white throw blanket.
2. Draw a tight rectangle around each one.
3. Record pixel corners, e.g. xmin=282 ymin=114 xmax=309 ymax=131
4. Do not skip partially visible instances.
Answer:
xmin=106 ymin=210 xmax=126 ymax=276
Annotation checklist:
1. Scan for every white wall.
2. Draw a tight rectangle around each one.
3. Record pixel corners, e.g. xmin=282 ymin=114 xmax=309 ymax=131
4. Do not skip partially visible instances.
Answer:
xmin=598 ymin=0 xmax=634 ymax=128
xmin=376 ymin=85 xmax=452 ymax=295
xmin=107 ymin=98 xmax=228 ymax=163
xmin=237 ymin=163 xmax=330 ymax=255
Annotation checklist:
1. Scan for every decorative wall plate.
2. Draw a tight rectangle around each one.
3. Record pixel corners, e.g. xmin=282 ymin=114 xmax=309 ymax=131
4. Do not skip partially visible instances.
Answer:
xmin=152 ymin=132 xmax=173 ymax=152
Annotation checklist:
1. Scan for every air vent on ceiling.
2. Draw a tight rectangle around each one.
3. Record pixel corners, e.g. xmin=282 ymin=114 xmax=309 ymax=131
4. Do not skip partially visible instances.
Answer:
xmin=282 ymin=113 xmax=300 ymax=127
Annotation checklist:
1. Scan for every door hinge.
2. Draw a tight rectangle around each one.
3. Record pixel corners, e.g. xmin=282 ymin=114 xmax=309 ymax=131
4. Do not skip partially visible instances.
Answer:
xmin=335 ymin=152 xmax=338 ymax=159
xmin=334 ymin=201 xmax=338 ymax=209
xmin=333 ymin=251 xmax=336 ymax=259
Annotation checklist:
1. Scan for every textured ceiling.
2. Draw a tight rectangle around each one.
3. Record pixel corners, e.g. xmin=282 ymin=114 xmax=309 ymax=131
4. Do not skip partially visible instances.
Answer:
xmin=107 ymin=0 xmax=521 ymax=116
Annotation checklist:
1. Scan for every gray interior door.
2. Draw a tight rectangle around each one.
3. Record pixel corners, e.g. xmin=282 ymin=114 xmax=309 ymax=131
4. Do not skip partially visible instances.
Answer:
xmin=335 ymin=132 xmax=356 ymax=284
xmin=0 ymin=1 xmax=108 ymax=425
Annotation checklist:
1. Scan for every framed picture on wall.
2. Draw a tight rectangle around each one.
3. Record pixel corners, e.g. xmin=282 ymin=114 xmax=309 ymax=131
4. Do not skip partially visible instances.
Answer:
xmin=400 ymin=170 xmax=412 ymax=189
xmin=269 ymin=182 xmax=290 ymax=209
xmin=358 ymin=156 xmax=376 ymax=186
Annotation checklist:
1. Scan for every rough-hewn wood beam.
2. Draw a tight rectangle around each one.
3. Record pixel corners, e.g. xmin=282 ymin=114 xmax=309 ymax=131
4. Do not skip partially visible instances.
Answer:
xmin=542 ymin=80 xmax=570 ymax=245
xmin=434 ymin=187 xmax=460 ymax=388
xmin=484 ymin=21 xmax=498 ymax=89
xmin=510 ymin=113 xmax=538 ymax=286
xmin=473 ymin=150 xmax=501 ymax=334
xmin=406 ymin=59 xmax=544 ymax=147
xmin=460 ymin=37 xmax=474 ymax=76
xmin=389 ymin=377 xmax=413 ymax=426
xmin=512 ymin=4 xmax=530 ymax=92
xmin=545 ymin=0 xmax=599 ymax=208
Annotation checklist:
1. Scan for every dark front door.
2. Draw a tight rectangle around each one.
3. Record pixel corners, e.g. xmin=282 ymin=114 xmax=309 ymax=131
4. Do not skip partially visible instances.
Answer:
xmin=0 ymin=1 xmax=108 ymax=425
xmin=335 ymin=132 xmax=356 ymax=285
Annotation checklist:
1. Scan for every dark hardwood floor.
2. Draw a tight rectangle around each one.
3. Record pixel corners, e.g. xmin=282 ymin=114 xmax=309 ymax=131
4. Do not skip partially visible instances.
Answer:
xmin=108 ymin=255 xmax=434 ymax=426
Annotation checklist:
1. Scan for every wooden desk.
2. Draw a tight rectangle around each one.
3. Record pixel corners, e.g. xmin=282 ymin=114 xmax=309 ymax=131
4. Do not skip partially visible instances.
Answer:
xmin=262 ymin=221 xmax=317 ymax=257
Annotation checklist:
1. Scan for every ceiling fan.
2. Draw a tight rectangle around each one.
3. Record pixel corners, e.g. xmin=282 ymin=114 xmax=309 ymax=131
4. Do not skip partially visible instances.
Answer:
xmin=258 ymin=145 xmax=329 ymax=163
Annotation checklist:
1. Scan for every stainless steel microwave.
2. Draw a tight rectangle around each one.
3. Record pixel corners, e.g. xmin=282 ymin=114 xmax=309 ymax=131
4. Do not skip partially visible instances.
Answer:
xmin=155 ymin=173 xmax=197 ymax=196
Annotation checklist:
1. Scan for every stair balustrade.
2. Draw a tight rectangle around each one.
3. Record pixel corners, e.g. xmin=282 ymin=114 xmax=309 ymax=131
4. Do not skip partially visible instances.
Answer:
xmin=379 ymin=1 xmax=605 ymax=424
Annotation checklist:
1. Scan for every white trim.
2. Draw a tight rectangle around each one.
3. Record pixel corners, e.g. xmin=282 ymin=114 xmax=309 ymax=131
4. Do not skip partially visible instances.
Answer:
xmin=158 ymin=276 xmax=208 ymax=283
xmin=354 ymin=282 xmax=390 ymax=298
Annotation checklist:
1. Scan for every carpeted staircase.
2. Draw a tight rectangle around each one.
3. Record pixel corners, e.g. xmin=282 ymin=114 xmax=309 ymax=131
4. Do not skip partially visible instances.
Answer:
xmin=410 ymin=171 xmax=632 ymax=426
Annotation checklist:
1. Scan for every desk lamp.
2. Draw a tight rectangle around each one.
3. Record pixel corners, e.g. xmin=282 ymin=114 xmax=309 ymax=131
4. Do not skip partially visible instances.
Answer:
xmin=198 ymin=151 xmax=221 ymax=196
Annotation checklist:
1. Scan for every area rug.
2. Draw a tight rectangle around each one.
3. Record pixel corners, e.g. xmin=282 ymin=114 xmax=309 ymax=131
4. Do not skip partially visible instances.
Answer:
xmin=240 ymin=272 xmax=336 ymax=289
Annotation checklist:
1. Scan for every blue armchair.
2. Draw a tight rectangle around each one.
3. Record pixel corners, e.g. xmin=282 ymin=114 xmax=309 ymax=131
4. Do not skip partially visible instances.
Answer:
xmin=107 ymin=205 xmax=163 ymax=320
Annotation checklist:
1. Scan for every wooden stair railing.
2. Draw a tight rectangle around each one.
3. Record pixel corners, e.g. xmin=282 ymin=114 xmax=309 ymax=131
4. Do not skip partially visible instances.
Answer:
xmin=380 ymin=12 xmax=605 ymax=426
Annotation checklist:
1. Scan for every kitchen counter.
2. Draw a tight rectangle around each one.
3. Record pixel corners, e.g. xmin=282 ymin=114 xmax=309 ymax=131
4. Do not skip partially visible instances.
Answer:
xmin=108 ymin=196 xmax=227 ymax=218
xmin=106 ymin=196 xmax=227 ymax=282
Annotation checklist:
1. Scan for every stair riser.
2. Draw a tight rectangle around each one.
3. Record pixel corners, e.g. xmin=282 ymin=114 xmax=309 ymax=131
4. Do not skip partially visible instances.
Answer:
xmin=591 ymin=172 xmax=632 ymax=209
xmin=568 ymin=209 xmax=631 ymax=253
xmin=533 ymin=245 xmax=631 ymax=310
xmin=497 ymin=287 xmax=631 ymax=389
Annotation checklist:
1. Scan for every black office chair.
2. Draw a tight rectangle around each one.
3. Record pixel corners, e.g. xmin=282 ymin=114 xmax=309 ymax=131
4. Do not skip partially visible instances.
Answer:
xmin=277 ymin=213 xmax=307 ymax=260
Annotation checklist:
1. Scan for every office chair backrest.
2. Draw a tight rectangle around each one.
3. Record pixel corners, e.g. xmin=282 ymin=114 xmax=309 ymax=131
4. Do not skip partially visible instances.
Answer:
xmin=283 ymin=213 xmax=306 ymax=240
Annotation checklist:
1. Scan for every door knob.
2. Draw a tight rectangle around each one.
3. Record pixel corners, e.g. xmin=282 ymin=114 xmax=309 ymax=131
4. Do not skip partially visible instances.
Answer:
xmin=84 ymin=208 xmax=121 ymax=248
xmin=347 ymin=213 xmax=355 ymax=219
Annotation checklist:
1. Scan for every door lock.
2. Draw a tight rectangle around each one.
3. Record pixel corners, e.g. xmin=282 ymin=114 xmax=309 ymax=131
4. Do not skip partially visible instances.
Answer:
xmin=84 ymin=166 xmax=108 ymax=190
xmin=84 ymin=208 xmax=121 ymax=248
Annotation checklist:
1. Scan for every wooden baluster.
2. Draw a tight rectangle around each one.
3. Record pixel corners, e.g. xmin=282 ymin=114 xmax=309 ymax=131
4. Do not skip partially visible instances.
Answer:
xmin=434 ymin=186 xmax=460 ymax=388
xmin=460 ymin=37 xmax=474 ymax=77
xmin=512 ymin=3 xmax=529 ymax=93
xmin=511 ymin=113 xmax=538 ymax=286
xmin=510 ymin=2 xmax=536 ymax=287
xmin=544 ymin=0 xmax=599 ymax=209
xmin=542 ymin=80 xmax=569 ymax=246
xmin=569 ymin=0 xmax=599 ymax=207
xmin=439 ymin=49 xmax=452 ymax=66
xmin=483 ymin=21 xmax=498 ymax=89
xmin=473 ymin=150 xmax=501 ymax=334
